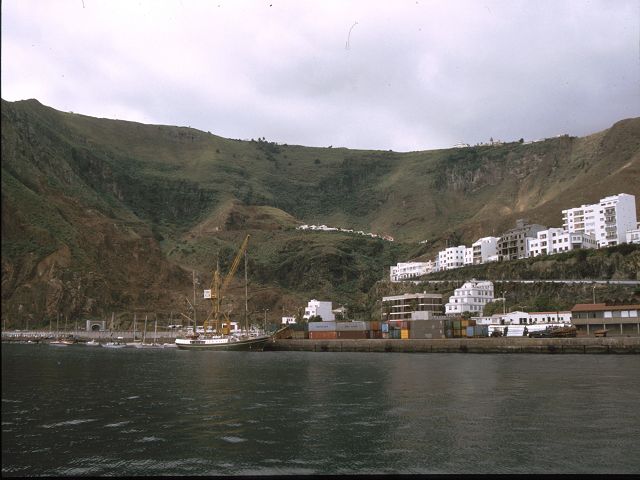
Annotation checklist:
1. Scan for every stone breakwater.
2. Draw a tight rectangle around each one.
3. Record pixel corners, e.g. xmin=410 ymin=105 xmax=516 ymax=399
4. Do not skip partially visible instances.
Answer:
xmin=265 ymin=337 xmax=640 ymax=354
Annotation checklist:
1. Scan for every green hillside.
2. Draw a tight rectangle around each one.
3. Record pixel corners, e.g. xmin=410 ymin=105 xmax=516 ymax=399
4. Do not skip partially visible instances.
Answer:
xmin=1 ymin=98 xmax=639 ymax=327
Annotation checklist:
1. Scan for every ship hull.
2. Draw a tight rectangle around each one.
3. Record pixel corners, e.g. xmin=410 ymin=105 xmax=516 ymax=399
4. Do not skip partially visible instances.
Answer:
xmin=175 ymin=335 xmax=271 ymax=351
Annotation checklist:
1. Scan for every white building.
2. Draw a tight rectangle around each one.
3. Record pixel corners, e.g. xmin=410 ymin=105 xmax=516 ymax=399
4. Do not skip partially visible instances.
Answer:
xmin=527 ymin=228 xmax=597 ymax=257
xmin=626 ymin=223 xmax=640 ymax=244
xmin=303 ymin=299 xmax=335 ymax=321
xmin=390 ymin=261 xmax=434 ymax=282
xmin=464 ymin=247 xmax=474 ymax=266
xmin=471 ymin=236 xmax=500 ymax=264
xmin=473 ymin=311 xmax=572 ymax=337
xmin=437 ymin=245 xmax=467 ymax=271
xmin=445 ymin=279 xmax=494 ymax=315
xmin=562 ymin=193 xmax=637 ymax=247
xmin=281 ymin=316 xmax=296 ymax=325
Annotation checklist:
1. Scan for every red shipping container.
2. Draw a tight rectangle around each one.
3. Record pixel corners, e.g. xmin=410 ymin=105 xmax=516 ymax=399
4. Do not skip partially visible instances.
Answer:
xmin=309 ymin=331 xmax=338 ymax=340
xmin=337 ymin=330 xmax=368 ymax=339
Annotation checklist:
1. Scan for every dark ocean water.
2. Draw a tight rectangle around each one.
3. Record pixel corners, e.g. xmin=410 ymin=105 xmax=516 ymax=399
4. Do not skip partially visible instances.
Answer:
xmin=2 ymin=343 xmax=639 ymax=475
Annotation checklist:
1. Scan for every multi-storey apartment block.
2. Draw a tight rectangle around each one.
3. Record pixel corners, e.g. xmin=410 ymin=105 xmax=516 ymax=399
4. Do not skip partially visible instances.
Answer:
xmin=445 ymin=279 xmax=494 ymax=315
xmin=472 ymin=236 xmax=500 ymax=264
xmin=562 ymin=193 xmax=637 ymax=247
xmin=497 ymin=219 xmax=546 ymax=261
xmin=389 ymin=261 xmax=434 ymax=282
xmin=382 ymin=292 xmax=444 ymax=321
xmin=527 ymin=228 xmax=597 ymax=257
xmin=437 ymin=246 xmax=467 ymax=271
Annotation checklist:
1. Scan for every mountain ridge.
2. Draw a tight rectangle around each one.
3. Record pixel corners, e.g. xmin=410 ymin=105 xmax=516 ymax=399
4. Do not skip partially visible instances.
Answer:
xmin=2 ymin=98 xmax=639 ymax=325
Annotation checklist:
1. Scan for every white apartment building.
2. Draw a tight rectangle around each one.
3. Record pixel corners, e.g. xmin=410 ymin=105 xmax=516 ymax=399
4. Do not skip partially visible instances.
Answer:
xmin=390 ymin=261 xmax=434 ymax=282
xmin=303 ymin=299 xmax=335 ymax=321
xmin=464 ymin=247 xmax=474 ymax=266
xmin=445 ymin=279 xmax=494 ymax=315
xmin=472 ymin=236 xmax=500 ymax=264
xmin=562 ymin=193 xmax=637 ymax=247
xmin=437 ymin=245 xmax=467 ymax=271
xmin=527 ymin=228 xmax=597 ymax=257
xmin=626 ymin=223 xmax=640 ymax=244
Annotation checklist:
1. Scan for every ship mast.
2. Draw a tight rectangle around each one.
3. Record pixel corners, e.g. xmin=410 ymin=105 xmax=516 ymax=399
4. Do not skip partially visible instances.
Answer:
xmin=244 ymin=250 xmax=248 ymax=334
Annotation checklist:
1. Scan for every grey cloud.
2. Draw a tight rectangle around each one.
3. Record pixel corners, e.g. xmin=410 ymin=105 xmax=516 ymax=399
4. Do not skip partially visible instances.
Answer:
xmin=1 ymin=0 xmax=637 ymax=152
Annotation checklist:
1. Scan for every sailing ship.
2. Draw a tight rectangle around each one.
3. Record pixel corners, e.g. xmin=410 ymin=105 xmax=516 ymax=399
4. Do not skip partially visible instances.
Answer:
xmin=103 ymin=313 xmax=127 ymax=347
xmin=175 ymin=235 xmax=271 ymax=351
xmin=127 ymin=314 xmax=143 ymax=348
xmin=139 ymin=315 xmax=164 ymax=348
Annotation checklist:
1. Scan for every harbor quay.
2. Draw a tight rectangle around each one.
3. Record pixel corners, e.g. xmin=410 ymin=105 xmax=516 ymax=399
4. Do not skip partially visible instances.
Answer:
xmin=4 ymin=330 xmax=640 ymax=353
xmin=1 ymin=330 xmax=179 ymax=344
xmin=265 ymin=337 xmax=640 ymax=354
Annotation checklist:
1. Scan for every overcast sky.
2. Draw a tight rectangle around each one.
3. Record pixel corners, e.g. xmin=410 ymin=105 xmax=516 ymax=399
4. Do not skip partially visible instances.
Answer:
xmin=2 ymin=0 xmax=639 ymax=151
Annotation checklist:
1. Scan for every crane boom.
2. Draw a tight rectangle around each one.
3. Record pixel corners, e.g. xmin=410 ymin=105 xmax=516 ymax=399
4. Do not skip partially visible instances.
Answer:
xmin=220 ymin=234 xmax=250 ymax=297
xmin=203 ymin=234 xmax=250 ymax=333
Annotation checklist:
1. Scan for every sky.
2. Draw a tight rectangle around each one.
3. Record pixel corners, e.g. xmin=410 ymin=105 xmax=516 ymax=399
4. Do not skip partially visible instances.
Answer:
xmin=2 ymin=0 xmax=639 ymax=152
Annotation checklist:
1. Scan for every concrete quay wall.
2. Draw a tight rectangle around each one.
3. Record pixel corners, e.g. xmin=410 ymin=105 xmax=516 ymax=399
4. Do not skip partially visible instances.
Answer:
xmin=265 ymin=337 xmax=640 ymax=354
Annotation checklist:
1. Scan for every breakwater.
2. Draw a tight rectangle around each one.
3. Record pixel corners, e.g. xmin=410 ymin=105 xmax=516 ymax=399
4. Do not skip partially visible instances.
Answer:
xmin=266 ymin=336 xmax=640 ymax=354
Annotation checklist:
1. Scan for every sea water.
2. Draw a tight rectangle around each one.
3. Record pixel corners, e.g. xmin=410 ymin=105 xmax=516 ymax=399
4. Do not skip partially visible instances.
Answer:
xmin=2 ymin=343 xmax=639 ymax=475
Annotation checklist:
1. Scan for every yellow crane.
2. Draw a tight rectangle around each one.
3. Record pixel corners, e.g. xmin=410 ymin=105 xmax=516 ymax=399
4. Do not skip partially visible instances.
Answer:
xmin=203 ymin=234 xmax=250 ymax=334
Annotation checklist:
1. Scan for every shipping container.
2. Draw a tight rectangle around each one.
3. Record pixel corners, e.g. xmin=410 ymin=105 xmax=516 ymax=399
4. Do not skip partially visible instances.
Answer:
xmin=453 ymin=320 xmax=461 ymax=329
xmin=336 ymin=321 xmax=368 ymax=331
xmin=381 ymin=323 xmax=389 ymax=333
xmin=309 ymin=331 xmax=338 ymax=340
xmin=337 ymin=330 xmax=368 ymax=339
xmin=382 ymin=332 xmax=389 ymax=339
xmin=474 ymin=325 xmax=489 ymax=337
xmin=400 ymin=329 xmax=409 ymax=339
xmin=308 ymin=321 xmax=337 ymax=332
xmin=466 ymin=326 xmax=475 ymax=337
xmin=445 ymin=329 xmax=453 ymax=338
xmin=461 ymin=319 xmax=469 ymax=328
xmin=370 ymin=321 xmax=380 ymax=331
xmin=370 ymin=330 xmax=383 ymax=339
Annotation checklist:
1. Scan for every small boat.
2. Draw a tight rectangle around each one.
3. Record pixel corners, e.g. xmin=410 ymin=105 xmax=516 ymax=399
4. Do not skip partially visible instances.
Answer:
xmin=50 ymin=337 xmax=75 ymax=346
xmin=103 ymin=337 xmax=127 ymax=348
xmin=85 ymin=339 xmax=100 ymax=346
